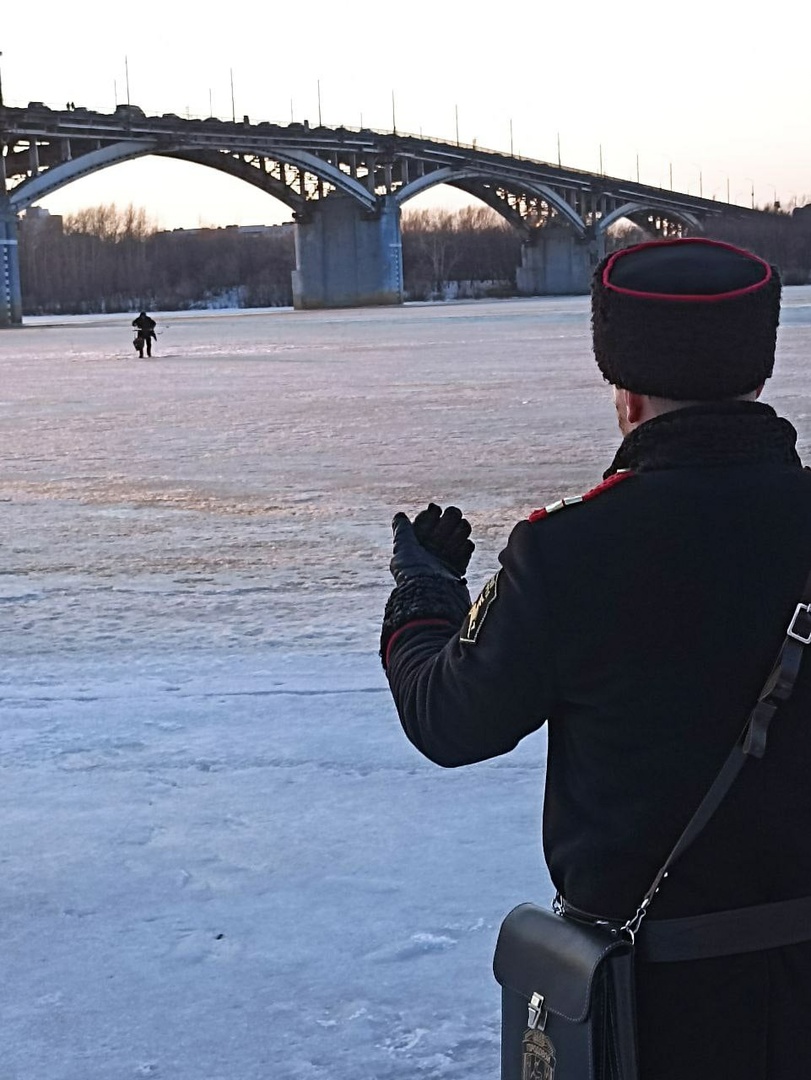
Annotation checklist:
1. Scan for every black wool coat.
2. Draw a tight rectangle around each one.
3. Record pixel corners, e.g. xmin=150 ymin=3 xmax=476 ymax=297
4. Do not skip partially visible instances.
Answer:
xmin=384 ymin=401 xmax=811 ymax=1080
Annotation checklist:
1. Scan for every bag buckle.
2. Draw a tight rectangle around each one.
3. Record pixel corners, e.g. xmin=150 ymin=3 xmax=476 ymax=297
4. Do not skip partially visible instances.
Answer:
xmin=620 ymin=897 xmax=651 ymax=944
xmin=527 ymin=992 xmax=548 ymax=1031
xmin=787 ymin=603 xmax=811 ymax=644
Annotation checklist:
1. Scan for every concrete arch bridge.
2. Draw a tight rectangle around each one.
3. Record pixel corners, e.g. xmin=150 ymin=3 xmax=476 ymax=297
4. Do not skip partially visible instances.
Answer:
xmin=0 ymin=102 xmax=760 ymax=324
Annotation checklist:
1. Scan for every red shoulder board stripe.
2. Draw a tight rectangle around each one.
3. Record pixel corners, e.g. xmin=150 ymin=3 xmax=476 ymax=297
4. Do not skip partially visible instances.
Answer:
xmin=528 ymin=470 xmax=634 ymax=521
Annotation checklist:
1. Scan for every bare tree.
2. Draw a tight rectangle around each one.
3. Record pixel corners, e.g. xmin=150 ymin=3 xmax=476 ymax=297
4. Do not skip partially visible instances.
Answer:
xmin=402 ymin=206 xmax=520 ymax=299
xmin=19 ymin=206 xmax=296 ymax=314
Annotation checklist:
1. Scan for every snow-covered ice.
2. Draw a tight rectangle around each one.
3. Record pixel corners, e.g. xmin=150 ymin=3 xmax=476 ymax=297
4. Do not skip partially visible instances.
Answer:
xmin=3 ymin=293 xmax=811 ymax=1078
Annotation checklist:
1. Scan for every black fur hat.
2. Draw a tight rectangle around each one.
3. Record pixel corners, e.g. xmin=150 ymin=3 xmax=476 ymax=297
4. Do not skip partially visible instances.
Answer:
xmin=591 ymin=238 xmax=781 ymax=400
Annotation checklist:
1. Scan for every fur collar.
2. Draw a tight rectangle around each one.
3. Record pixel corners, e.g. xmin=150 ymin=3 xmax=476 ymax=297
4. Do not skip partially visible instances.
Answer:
xmin=604 ymin=401 xmax=801 ymax=478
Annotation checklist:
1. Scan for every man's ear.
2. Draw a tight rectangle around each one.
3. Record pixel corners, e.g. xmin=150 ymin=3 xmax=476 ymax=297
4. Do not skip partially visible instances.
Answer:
xmin=624 ymin=390 xmax=647 ymax=426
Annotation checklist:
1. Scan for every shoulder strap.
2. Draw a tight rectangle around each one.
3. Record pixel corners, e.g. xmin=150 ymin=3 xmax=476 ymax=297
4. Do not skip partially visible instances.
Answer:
xmin=623 ymin=567 xmax=811 ymax=938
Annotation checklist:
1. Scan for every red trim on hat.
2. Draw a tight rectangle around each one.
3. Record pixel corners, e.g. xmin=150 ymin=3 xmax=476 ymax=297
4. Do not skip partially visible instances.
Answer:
xmin=602 ymin=238 xmax=772 ymax=302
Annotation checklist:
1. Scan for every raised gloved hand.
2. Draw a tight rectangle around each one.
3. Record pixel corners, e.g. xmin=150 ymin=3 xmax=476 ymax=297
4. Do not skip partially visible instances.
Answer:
xmin=382 ymin=504 xmax=475 ymax=666
xmin=412 ymin=503 xmax=475 ymax=578
xmin=390 ymin=504 xmax=474 ymax=587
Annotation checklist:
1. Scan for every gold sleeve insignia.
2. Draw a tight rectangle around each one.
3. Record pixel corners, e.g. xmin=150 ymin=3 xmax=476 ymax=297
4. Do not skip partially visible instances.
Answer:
xmin=460 ymin=571 xmax=500 ymax=644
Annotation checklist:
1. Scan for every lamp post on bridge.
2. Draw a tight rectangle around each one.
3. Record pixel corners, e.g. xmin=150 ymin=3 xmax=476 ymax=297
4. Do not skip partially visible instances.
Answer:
xmin=703 ymin=171 xmax=730 ymax=203
xmin=731 ymin=181 xmax=755 ymax=209
xmin=688 ymin=163 xmax=704 ymax=199
xmin=646 ymin=152 xmax=674 ymax=191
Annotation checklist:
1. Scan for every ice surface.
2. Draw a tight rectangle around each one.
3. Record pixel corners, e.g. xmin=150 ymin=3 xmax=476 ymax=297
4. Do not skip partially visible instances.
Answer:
xmin=3 ymin=293 xmax=811 ymax=1078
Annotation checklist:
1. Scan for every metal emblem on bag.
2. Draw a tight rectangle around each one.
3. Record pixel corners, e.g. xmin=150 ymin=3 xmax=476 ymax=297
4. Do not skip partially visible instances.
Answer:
xmin=522 ymin=993 xmax=555 ymax=1079
xmin=522 ymin=1028 xmax=556 ymax=1080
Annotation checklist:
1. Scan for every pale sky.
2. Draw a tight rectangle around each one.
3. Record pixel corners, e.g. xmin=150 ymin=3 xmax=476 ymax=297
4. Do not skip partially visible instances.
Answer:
xmin=3 ymin=1 xmax=809 ymax=229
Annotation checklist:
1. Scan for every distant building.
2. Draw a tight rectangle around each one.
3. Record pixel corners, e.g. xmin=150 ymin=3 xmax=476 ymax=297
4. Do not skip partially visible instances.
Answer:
xmin=168 ymin=222 xmax=294 ymax=238
xmin=20 ymin=206 xmax=64 ymax=235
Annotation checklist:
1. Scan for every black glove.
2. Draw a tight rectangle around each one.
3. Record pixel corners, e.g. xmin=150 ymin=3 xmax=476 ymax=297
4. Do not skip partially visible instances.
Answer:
xmin=389 ymin=512 xmax=461 ymax=587
xmin=412 ymin=503 xmax=474 ymax=578
xmin=382 ymin=507 xmax=475 ymax=666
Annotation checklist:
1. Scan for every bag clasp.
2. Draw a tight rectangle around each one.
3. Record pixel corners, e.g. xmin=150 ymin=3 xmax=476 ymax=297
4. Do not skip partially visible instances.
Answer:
xmin=527 ymin=991 xmax=548 ymax=1031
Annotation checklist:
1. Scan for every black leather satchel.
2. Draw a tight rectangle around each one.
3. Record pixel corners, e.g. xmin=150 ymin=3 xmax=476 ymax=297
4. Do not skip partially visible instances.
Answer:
xmin=494 ymin=903 xmax=637 ymax=1080
xmin=493 ymin=577 xmax=811 ymax=1080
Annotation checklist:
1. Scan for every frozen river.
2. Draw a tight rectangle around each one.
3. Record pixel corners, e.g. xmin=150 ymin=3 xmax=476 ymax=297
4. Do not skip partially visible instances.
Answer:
xmin=3 ymin=294 xmax=811 ymax=1078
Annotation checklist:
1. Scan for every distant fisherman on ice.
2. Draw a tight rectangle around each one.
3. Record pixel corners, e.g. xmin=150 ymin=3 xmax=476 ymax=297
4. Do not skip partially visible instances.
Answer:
xmin=132 ymin=310 xmax=157 ymax=358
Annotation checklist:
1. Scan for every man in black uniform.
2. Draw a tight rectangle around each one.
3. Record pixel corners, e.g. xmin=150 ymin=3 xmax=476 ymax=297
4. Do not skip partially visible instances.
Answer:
xmin=132 ymin=310 xmax=157 ymax=358
xmin=381 ymin=238 xmax=811 ymax=1079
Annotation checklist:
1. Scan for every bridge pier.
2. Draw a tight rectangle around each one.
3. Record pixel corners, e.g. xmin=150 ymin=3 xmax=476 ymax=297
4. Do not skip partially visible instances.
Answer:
xmin=0 ymin=198 xmax=23 ymax=327
xmin=292 ymin=194 xmax=403 ymax=309
xmin=516 ymin=227 xmax=601 ymax=297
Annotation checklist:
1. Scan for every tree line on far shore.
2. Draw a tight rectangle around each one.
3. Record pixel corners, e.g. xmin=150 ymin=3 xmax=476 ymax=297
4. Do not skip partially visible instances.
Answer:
xmin=19 ymin=206 xmax=295 ymax=315
xmin=18 ymin=199 xmax=811 ymax=315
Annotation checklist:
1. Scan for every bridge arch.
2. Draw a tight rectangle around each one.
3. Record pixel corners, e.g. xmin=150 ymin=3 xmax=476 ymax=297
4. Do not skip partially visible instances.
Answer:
xmin=599 ymin=201 xmax=702 ymax=236
xmin=396 ymin=166 xmax=587 ymax=237
xmin=9 ymin=141 xmax=378 ymax=219
xmin=9 ymin=141 xmax=158 ymax=212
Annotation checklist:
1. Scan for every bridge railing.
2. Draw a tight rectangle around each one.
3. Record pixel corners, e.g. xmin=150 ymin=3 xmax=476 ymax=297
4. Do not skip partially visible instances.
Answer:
xmin=2 ymin=96 xmax=754 ymax=210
